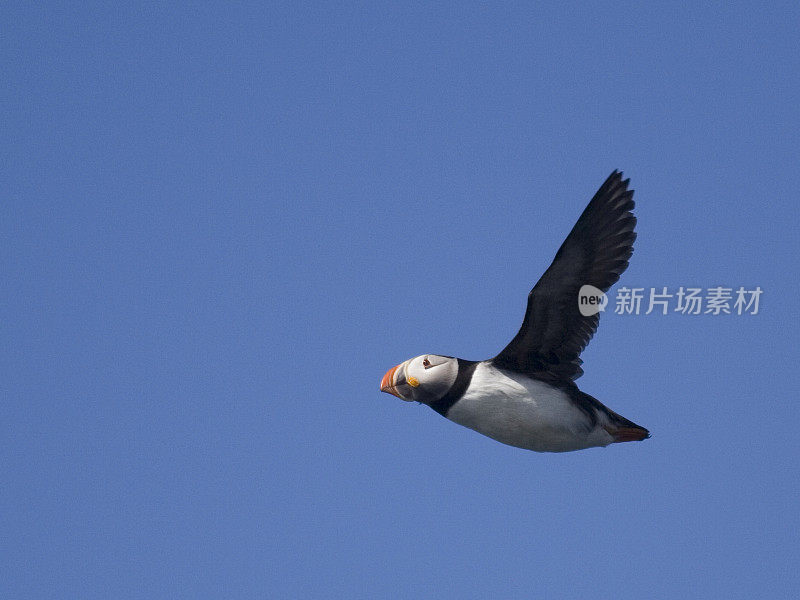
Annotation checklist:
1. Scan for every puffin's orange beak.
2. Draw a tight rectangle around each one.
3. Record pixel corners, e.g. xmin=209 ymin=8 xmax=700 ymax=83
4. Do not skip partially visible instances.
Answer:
xmin=380 ymin=364 xmax=402 ymax=398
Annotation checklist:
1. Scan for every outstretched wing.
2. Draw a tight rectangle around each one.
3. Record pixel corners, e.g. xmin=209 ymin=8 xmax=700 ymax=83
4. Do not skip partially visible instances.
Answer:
xmin=492 ymin=171 xmax=636 ymax=381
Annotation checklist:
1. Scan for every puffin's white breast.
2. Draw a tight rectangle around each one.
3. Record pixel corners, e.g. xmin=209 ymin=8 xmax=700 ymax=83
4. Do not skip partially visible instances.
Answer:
xmin=446 ymin=362 xmax=614 ymax=452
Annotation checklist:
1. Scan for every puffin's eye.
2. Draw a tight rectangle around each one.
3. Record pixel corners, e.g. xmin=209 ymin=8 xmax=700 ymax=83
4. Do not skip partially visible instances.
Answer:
xmin=422 ymin=358 xmax=431 ymax=368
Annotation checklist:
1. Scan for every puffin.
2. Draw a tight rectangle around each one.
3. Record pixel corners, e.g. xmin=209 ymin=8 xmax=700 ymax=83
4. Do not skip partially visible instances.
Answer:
xmin=380 ymin=170 xmax=649 ymax=453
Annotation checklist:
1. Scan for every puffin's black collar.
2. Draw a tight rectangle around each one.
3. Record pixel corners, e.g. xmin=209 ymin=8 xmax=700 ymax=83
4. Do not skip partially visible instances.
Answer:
xmin=428 ymin=359 xmax=478 ymax=417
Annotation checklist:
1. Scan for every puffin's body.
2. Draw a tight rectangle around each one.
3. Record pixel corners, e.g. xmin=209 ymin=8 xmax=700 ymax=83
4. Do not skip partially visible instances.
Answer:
xmin=380 ymin=171 xmax=649 ymax=453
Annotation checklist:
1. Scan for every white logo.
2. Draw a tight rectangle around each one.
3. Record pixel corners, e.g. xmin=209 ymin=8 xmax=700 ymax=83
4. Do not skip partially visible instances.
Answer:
xmin=578 ymin=285 xmax=608 ymax=316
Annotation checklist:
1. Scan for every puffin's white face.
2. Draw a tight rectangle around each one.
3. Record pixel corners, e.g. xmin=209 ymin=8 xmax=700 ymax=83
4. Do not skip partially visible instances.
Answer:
xmin=380 ymin=354 xmax=458 ymax=404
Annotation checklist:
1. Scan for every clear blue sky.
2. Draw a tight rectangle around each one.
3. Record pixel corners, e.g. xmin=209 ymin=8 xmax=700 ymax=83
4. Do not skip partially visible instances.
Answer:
xmin=4 ymin=2 xmax=799 ymax=598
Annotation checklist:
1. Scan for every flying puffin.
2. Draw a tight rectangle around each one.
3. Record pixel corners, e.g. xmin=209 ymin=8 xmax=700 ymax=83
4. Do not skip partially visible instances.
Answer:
xmin=380 ymin=170 xmax=649 ymax=453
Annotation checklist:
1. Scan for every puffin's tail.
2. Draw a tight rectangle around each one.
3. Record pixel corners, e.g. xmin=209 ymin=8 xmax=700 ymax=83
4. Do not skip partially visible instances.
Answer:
xmin=576 ymin=390 xmax=650 ymax=444
xmin=606 ymin=423 xmax=650 ymax=442
xmin=603 ymin=411 xmax=650 ymax=443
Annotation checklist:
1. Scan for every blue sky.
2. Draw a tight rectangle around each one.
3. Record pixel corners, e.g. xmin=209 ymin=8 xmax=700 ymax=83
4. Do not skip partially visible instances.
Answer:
xmin=4 ymin=2 xmax=799 ymax=598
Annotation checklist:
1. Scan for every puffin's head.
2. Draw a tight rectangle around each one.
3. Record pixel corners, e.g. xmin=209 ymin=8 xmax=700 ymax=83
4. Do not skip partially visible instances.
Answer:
xmin=380 ymin=354 xmax=458 ymax=404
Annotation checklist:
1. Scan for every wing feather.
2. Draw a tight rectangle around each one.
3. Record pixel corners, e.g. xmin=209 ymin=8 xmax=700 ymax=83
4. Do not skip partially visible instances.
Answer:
xmin=492 ymin=171 xmax=636 ymax=381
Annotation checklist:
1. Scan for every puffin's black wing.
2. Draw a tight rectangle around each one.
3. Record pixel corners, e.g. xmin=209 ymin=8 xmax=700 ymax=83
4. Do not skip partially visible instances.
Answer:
xmin=492 ymin=171 xmax=636 ymax=382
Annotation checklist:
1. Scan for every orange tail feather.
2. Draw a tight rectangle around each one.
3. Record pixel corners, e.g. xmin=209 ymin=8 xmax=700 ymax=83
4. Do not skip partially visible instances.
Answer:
xmin=605 ymin=425 xmax=650 ymax=443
